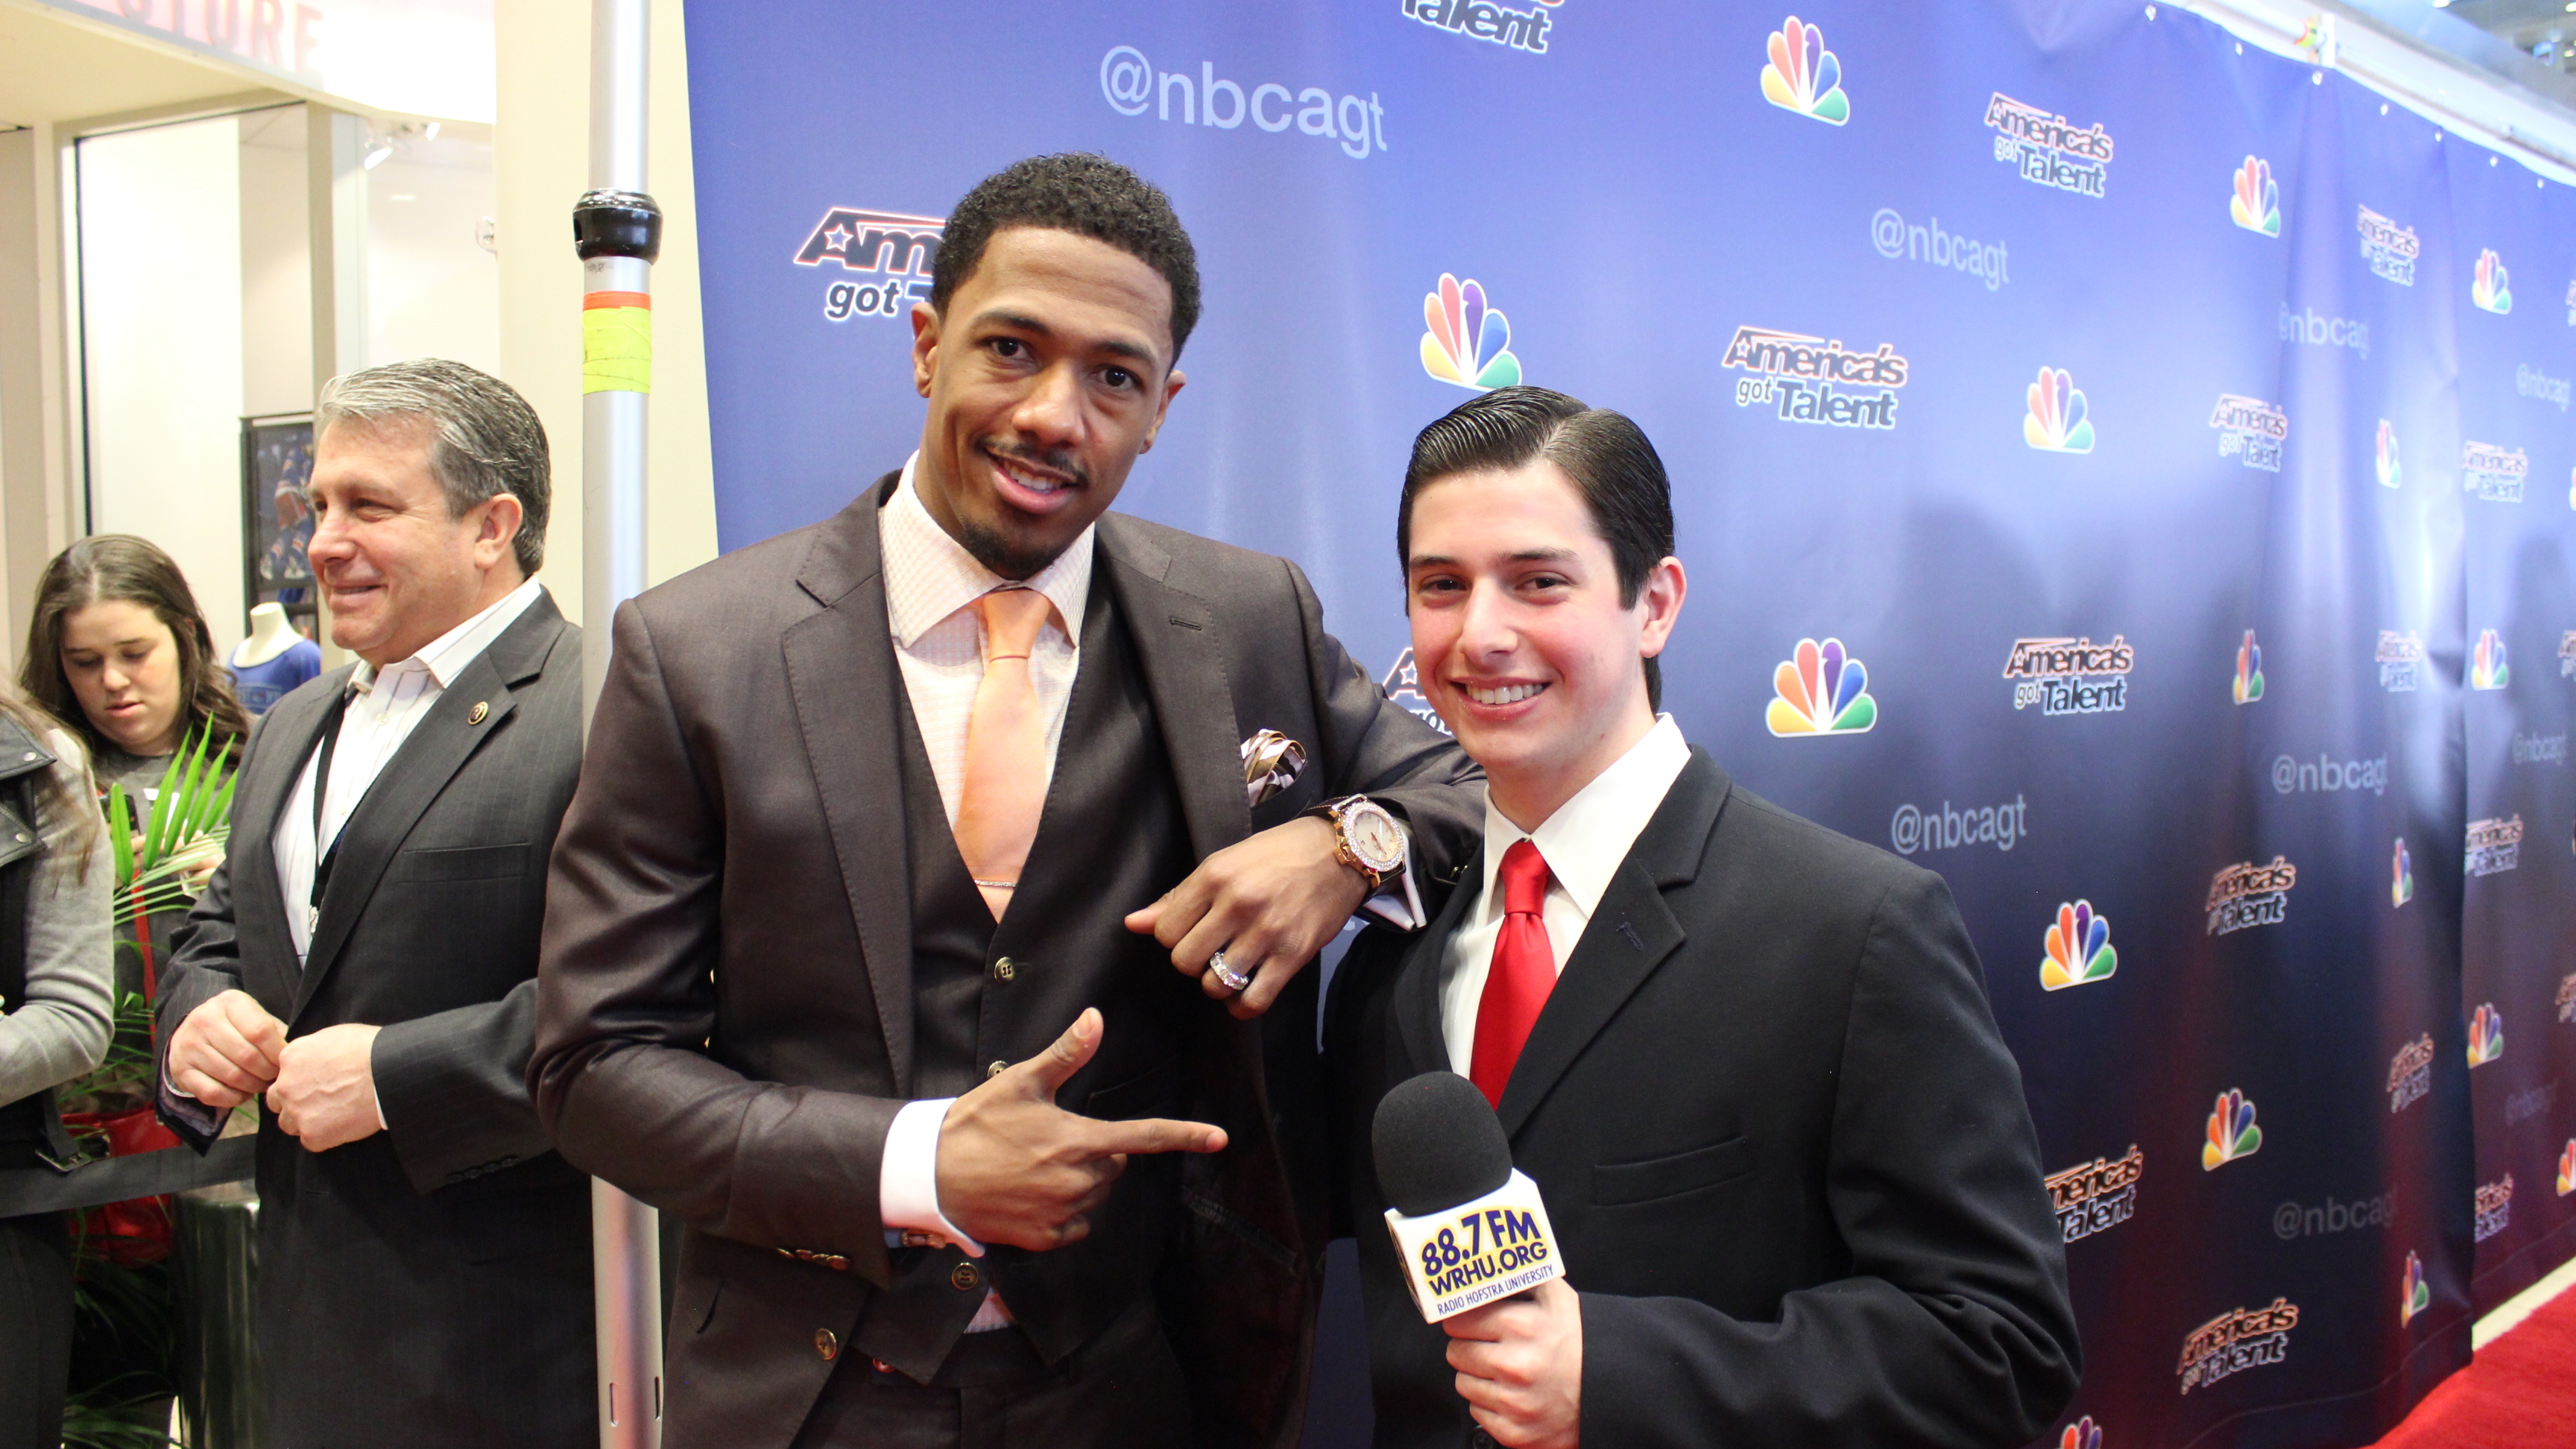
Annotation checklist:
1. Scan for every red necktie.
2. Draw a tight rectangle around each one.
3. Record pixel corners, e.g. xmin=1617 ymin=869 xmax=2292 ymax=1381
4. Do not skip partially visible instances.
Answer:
xmin=1469 ymin=839 xmax=1556 ymax=1110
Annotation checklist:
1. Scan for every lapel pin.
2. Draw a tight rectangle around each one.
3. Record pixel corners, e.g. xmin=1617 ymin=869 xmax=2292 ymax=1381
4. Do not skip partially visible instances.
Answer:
xmin=467 ymin=701 xmax=490 ymax=725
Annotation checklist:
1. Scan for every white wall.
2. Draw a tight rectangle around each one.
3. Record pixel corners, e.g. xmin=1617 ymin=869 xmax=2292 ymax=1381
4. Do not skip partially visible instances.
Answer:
xmin=369 ymin=129 xmax=499 ymax=377
xmin=78 ymin=116 xmax=248 ymax=657
xmin=239 ymin=107 xmax=312 ymax=418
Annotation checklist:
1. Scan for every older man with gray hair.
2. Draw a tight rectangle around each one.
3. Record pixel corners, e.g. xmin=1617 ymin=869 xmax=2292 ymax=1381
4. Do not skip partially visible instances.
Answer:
xmin=156 ymin=358 xmax=596 ymax=1447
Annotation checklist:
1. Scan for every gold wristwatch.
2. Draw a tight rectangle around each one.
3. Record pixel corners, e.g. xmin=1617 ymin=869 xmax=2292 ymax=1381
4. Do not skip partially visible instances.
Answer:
xmin=1314 ymin=795 xmax=1407 ymax=891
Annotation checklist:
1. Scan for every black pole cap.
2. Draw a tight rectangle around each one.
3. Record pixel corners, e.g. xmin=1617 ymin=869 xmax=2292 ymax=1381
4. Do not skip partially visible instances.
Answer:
xmin=574 ymin=190 xmax=663 ymax=264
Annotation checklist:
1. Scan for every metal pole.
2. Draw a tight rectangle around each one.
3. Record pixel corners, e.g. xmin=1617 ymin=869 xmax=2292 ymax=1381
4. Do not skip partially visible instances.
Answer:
xmin=576 ymin=0 xmax=663 ymax=1444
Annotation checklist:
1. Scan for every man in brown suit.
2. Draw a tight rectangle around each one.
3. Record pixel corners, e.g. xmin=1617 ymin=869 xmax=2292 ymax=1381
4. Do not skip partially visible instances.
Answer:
xmin=530 ymin=154 xmax=1481 ymax=1448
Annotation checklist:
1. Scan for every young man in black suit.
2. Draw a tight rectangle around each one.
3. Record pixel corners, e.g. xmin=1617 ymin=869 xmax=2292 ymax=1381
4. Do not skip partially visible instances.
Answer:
xmin=1328 ymin=387 xmax=2080 ymax=1448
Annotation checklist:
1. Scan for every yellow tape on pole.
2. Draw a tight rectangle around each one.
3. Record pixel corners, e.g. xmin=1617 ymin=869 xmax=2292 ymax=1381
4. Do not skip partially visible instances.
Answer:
xmin=584 ymin=291 xmax=653 ymax=394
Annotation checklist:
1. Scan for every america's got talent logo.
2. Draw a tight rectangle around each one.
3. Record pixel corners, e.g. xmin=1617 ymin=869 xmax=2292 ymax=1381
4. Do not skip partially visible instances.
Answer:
xmin=1724 ymin=326 xmax=1908 ymax=431
xmin=793 ymin=207 xmax=944 ymax=321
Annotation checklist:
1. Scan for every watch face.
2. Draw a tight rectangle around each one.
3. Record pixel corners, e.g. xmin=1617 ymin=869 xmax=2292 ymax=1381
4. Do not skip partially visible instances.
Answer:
xmin=1347 ymin=805 xmax=1405 ymax=871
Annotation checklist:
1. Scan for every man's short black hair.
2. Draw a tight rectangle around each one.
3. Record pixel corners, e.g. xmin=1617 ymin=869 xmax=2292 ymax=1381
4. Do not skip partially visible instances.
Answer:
xmin=930 ymin=153 xmax=1202 ymax=360
xmin=1399 ymin=385 xmax=1677 ymax=707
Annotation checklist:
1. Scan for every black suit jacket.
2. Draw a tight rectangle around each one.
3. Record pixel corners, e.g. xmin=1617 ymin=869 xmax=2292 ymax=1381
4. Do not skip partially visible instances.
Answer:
xmin=1328 ymin=749 xmax=2079 ymax=1449
xmin=156 ymin=592 xmax=595 ymax=1449
xmin=531 ymin=475 xmax=1483 ymax=1448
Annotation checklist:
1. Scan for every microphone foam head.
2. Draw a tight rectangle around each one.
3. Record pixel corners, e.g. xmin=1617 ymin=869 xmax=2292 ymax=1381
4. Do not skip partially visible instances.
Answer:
xmin=1372 ymin=1071 xmax=1513 ymax=1218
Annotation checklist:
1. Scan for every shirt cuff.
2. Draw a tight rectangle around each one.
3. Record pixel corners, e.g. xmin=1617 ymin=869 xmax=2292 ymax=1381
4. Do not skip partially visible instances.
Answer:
xmin=879 ymin=1097 xmax=985 ymax=1258
xmin=157 ymin=1075 xmax=222 ymax=1140
xmin=1356 ymin=827 xmax=1427 ymax=931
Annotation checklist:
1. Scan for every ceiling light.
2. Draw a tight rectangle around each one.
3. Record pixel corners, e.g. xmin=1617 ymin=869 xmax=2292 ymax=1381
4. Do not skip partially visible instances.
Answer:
xmin=362 ymin=139 xmax=394 ymax=169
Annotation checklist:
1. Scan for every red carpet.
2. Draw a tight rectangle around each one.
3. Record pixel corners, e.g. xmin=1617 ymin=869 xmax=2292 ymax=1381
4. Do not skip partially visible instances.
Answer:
xmin=2370 ymin=1286 xmax=2576 ymax=1449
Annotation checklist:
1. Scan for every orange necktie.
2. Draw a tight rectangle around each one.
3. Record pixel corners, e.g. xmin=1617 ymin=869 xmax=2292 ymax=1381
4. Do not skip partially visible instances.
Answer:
xmin=954 ymin=588 xmax=1054 ymax=919
xmin=1469 ymin=839 xmax=1556 ymax=1109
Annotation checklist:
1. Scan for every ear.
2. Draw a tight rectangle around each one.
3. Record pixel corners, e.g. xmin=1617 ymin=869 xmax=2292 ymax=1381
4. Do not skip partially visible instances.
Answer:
xmin=471 ymin=494 xmax=527 ymax=572
xmin=1635 ymin=556 xmax=1688 ymax=659
xmin=1137 ymin=367 xmax=1187 ymax=454
xmin=911 ymin=302 xmax=941 ymax=399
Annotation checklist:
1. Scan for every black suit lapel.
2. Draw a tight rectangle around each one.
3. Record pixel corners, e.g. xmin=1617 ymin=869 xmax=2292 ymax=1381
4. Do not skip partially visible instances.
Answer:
xmin=1096 ymin=517 xmax=1250 ymax=863
xmin=293 ymin=596 xmax=566 ymax=1019
xmin=1494 ymin=751 xmax=1731 ymax=1140
xmin=236 ymin=670 xmax=352 ymax=1012
xmin=782 ymin=474 xmax=918 ymax=1093
xmin=1394 ymin=844 xmax=1484 ymax=1079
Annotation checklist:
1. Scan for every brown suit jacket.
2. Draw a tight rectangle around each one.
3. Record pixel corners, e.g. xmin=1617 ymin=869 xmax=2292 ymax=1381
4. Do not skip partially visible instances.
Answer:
xmin=531 ymin=476 xmax=1482 ymax=1447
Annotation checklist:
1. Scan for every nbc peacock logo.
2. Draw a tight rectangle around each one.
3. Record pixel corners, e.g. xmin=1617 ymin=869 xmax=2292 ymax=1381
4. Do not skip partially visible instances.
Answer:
xmin=2203 ymin=1089 xmax=2262 ymax=1169
xmin=2039 ymin=900 xmax=2118 ymax=991
xmin=2375 ymin=419 xmax=2401 ymax=489
xmin=2472 ymin=629 xmax=2509 ymax=690
xmin=2401 ymin=1251 xmax=2431 ymax=1325
xmin=2024 ymin=367 xmax=2095 ymax=453
xmin=1419 ymin=274 xmax=1522 ymax=391
xmin=2058 ymin=1418 xmax=2102 ymax=1449
xmin=2473 ymin=249 xmax=2513 ymax=314
xmin=2232 ymin=630 xmax=2265 ymax=704
xmin=2392 ymin=838 xmax=2413 ymax=906
xmin=2231 ymin=156 xmax=2281 ymax=237
xmin=1761 ymin=17 xmax=1848 ymax=125
xmin=2558 ymin=1141 xmax=2573 ymax=1197
xmin=1766 ymin=637 xmax=1877 ymax=736
xmin=2467 ymin=1003 xmax=2504 ymax=1067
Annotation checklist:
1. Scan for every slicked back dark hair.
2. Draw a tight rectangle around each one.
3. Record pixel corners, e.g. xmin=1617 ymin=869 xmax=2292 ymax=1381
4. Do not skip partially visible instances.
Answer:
xmin=930 ymin=153 xmax=1201 ymax=361
xmin=1398 ymin=386 xmax=1677 ymax=709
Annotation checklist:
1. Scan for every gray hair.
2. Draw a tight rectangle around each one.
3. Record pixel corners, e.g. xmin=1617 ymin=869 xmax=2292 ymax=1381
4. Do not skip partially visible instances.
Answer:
xmin=314 ymin=359 xmax=551 ymax=575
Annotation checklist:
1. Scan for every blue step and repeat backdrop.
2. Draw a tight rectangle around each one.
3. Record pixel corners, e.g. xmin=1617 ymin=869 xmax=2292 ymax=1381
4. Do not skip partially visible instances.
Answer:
xmin=681 ymin=1 xmax=2575 ymax=1443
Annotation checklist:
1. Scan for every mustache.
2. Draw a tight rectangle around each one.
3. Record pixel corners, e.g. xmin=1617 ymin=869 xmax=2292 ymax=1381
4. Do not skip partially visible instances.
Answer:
xmin=982 ymin=441 xmax=1089 ymax=490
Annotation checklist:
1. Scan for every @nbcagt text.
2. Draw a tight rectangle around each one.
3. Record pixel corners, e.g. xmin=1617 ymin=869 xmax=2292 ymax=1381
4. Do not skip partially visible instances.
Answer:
xmin=1891 ymin=795 xmax=2027 ymax=856
xmin=1101 ymin=45 xmax=1387 ymax=160
xmin=2272 ymin=1193 xmax=2393 ymax=1240
xmin=1871 ymin=208 xmax=2010 ymax=291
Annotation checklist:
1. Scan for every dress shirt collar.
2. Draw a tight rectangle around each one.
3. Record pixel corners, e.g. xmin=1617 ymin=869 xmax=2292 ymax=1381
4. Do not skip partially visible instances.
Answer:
xmin=1474 ymin=714 xmax=1692 ymax=923
xmin=349 ymin=574 xmax=545 ymax=695
xmin=883 ymin=452 xmax=1095 ymax=650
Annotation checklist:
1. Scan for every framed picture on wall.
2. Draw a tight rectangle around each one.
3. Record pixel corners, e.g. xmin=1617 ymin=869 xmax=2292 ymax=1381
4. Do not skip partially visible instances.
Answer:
xmin=239 ymin=413 xmax=318 ymax=640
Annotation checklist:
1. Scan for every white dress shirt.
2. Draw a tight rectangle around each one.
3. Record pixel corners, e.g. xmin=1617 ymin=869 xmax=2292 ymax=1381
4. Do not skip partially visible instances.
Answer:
xmin=274 ymin=575 xmax=546 ymax=963
xmin=880 ymin=455 xmax=1093 ymax=824
xmin=1440 ymin=715 xmax=1692 ymax=1075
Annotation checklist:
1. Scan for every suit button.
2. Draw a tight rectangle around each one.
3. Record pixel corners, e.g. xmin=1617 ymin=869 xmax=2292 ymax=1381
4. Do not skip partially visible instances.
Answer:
xmin=985 ymin=1061 xmax=1007 ymax=1080
xmin=992 ymin=957 xmax=1016 ymax=982
xmin=950 ymin=1262 xmax=980 ymax=1292
xmin=814 ymin=1328 xmax=839 ymax=1361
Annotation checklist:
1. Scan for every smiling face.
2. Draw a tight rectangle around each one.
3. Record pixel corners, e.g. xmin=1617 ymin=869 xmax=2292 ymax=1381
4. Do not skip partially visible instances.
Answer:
xmin=1405 ymin=458 xmax=1686 ymax=830
xmin=306 ymin=417 xmax=526 ymax=668
xmin=58 ymin=599 xmax=186 ymax=757
xmin=909 ymin=227 xmax=1187 ymax=579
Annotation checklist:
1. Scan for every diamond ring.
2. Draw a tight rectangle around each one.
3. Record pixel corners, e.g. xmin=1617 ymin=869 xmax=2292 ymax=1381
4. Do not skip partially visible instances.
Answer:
xmin=1209 ymin=950 xmax=1251 ymax=994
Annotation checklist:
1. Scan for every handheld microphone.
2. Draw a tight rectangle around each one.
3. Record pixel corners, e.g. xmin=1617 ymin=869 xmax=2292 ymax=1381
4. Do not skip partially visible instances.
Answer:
xmin=1371 ymin=1071 xmax=1564 ymax=1322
